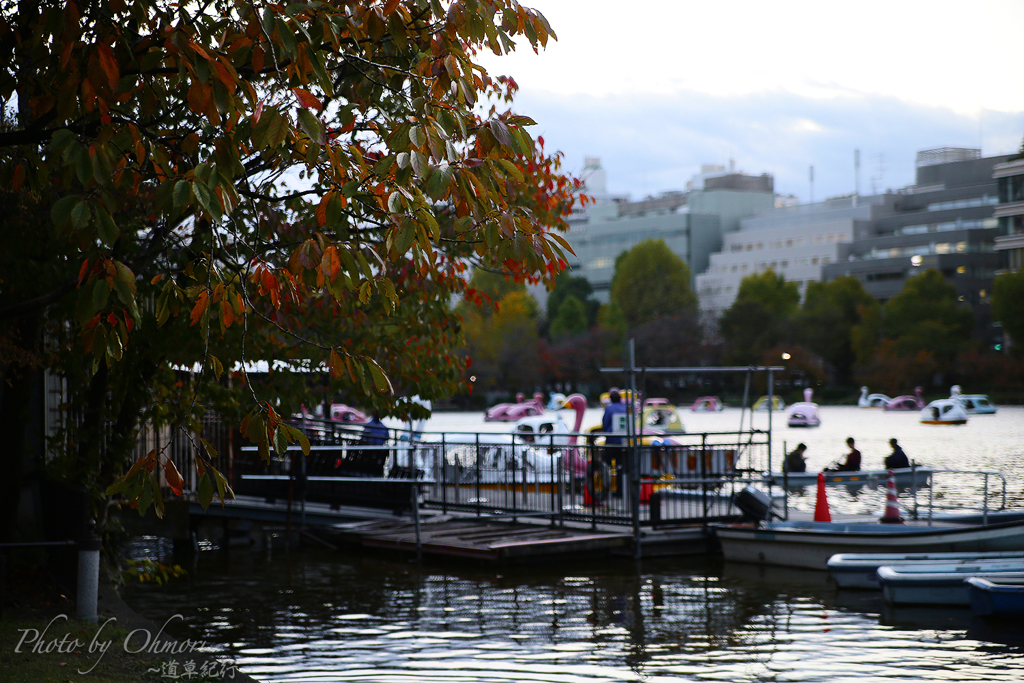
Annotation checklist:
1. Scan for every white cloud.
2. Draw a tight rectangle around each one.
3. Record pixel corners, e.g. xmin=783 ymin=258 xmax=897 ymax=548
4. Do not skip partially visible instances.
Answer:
xmin=476 ymin=0 xmax=1024 ymax=203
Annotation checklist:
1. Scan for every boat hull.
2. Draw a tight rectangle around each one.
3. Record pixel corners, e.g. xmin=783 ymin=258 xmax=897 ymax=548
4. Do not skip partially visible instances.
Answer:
xmin=770 ymin=467 xmax=932 ymax=489
xmin=968 ymin=577 xmax=1024 ymax=616
xmin=713 ymin=519 xmax=1024 ymax=570
xmin=879 ymin=564 xmax=1024 ymax=606
xmin=828 ymin=551 xmax=1024 ymax=589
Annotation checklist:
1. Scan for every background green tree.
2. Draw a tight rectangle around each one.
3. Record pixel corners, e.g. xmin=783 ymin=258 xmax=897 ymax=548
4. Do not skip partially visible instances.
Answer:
xmin=992 ymin=269 xmax=1024 ymax=353
xmin=609 ymin=239 xmax=697 ymax=330
xmin=718 ymin=270 xmax=798 ymax=365
xmin=795 ymin=276 xmax=876 ymax=385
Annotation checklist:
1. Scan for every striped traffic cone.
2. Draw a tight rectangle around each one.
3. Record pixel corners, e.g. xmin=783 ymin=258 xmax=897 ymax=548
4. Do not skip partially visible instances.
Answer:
xmin=879 ymin=469 xmax=904 ymax=524
xmin=813 ymin=472 xmax=831 ymax=522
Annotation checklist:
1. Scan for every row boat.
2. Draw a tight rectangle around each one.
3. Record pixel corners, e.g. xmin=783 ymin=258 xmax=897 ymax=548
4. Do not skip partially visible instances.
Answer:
xmin=967 ymin=577 xmax=1024 ymax=616
xmin=712 ymin=518 xmax=1024 ymax=570
xmin=828 ymin=550 xmax=1024 ymax=589
xmin=769 ymin=466 xmax=933 ymax=489
xmin=878 ymin=562 xmax=1024 ymax=606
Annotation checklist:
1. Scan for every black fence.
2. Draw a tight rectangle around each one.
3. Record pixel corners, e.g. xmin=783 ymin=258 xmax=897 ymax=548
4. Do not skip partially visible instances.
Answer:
xmin=229 ymin=417 xmax=775 ymax=528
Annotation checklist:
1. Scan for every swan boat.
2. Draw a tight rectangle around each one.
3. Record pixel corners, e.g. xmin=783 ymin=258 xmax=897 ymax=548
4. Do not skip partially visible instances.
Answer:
xmin=751 ymin=395 xmax=785 ymax=411
xmin=786 ymin=388 xmax=820 ymax=428
xmin=950 ymin=385 xmax=997 ymax=414
xmin=884 ymin=387 xmax=925 ymax=411
xmin=690 ymin=396 xmax=724 ymax=412
xmin=484 ymin=392 xmax=545 ymax=422
xmin=920 ymin=399 xmax=968 ymax=425
xmin=419 ymin=394 xmax=590 ymax=487
xmin=858 ymin=387 xmax=891 ymax=408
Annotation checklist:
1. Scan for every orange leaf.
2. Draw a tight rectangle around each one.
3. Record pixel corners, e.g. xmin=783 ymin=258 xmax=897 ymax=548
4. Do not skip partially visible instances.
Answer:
xmin=96 ymin=43 xmax=120 ymax=92
xmin=190 ymin=290 xmax=209 ymax=325
xmin=293 ymin=87 xmax=323 ymax=113
xmin=328 ymin=349 xmax=344 ymax=378
xmin=164 ymin=459 xmax=184 ymax=495
xmin=321 ymin=245 xmax=340 ymax=281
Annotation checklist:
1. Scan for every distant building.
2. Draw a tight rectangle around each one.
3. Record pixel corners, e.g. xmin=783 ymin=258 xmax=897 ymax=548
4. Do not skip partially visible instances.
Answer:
xmin=563 ymin=158 xmax=775 ymax=303
xmin=695 ymin=194 xmax=893 ymax=317
xmin=993 ymin=156 xmax=1024 ymax=271
xmin=823 ymin=149 xmax=1010 ymax=343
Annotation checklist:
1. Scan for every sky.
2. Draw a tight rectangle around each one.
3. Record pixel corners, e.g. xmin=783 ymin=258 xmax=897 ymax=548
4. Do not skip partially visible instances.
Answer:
xmin=477 ymin=0 xmax=1024 ymax=203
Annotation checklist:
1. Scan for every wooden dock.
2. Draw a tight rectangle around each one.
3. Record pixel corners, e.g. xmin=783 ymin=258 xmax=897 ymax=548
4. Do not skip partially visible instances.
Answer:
xmin=304 ymin=512 xmax=719 ymax=563
xmin=314 ymin=515 xmax=636 ymax=562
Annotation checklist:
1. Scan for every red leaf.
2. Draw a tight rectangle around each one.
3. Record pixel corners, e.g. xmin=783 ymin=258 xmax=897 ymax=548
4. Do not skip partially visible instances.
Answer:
xmin=293 ymin=88 xmax=323 ymax=113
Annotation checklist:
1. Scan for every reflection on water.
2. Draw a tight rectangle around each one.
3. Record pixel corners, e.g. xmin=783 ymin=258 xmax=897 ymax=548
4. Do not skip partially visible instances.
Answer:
xmin=124 ymin=407 xmax=1024 ymax=682
xmin=125 ymin=545 xmax=1024 ymax=683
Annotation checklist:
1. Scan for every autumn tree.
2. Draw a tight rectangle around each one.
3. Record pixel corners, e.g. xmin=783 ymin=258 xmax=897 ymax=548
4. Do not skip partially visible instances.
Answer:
xmin=0 ymin=0 xmax=581 ymax=536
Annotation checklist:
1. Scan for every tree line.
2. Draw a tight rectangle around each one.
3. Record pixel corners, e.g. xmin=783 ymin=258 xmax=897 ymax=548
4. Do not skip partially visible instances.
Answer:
xmin=460 ymin=238 xmax=1024 ymax=405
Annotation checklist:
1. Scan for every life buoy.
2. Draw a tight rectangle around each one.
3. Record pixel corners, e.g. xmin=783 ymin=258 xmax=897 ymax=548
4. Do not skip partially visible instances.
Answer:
xmin=586 ymin=460 xmax=612 ymax=504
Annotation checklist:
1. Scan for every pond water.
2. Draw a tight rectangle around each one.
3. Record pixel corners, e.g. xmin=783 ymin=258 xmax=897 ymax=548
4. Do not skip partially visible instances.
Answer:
xmin=124 ymin=405 xmax=1024 ymax=683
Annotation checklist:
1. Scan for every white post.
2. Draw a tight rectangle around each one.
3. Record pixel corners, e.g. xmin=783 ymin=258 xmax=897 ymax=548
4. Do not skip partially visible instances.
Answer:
xmin=77 ymin=521 xmax=101 ymax=623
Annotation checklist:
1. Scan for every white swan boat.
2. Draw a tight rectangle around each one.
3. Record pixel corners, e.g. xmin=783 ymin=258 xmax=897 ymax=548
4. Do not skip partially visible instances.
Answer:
xmin=920 ymin=398 xmax=968 ymax=425
xmin=857 ymin=387 xmax=890 ymax=408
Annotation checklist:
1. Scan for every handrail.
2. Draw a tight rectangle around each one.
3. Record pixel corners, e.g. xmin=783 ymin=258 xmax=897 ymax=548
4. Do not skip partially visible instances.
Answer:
xmin=922 ymin=469 xmax=1008 ymax=525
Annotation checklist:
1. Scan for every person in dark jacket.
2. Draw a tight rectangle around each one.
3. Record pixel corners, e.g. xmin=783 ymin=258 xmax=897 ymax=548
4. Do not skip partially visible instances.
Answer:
xmin=783 ymin=443 xmax=807 ymax=473
xmin=884 ymin=438 xmax=910 ymax=469
xmin=835 ymin=437 xmax=861 ymax=472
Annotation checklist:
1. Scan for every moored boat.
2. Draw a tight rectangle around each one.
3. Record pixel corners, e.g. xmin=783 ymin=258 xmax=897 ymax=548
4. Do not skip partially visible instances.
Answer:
xmin=920 ymin=399 xmax=968 ymax=425
xmin=786 ymin=388 xmax=820 ymax=428
xmin=878 ymin=562 xmax=1024 ymax=606
xmin=950 ymin=385 xmax=997 ymax=414
xmin=712 ymin=518 xmax=1024 ymax=570
xmin=967 ymin=576 xmax=1024 ymax=616
xmin=690 ymin=396 xmax=724 ymax=412
xmin=770 ymin=466 xmax=932 ymax=489
xmin=858 ymin=387 xmax=891 ymax=408
xmin=884 ymin=387 xmax=925 ymax=411
xmin=751 ymin=395 xmax=785 ymax=411
xmin=828 ymin=550 xmax=1024 ymax=589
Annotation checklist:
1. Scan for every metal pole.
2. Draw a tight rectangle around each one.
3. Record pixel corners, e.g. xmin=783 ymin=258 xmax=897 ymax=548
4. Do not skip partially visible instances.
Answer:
xmin=412 ymin=482 xmax=422 ymax=562
xmin=767 ymin=368 xmax=774 ymax=473
xmin=628 ymin=340 xmax=641 ymax=559
xmin=77 ymin=521 xmax=101 ymax=623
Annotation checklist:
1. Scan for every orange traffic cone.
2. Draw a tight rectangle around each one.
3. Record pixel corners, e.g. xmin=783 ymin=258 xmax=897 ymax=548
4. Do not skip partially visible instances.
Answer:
xmin=880 ymin=469 xmax=904 ymax=524
xmin=813 ymin=472 xmax=831 ymax=522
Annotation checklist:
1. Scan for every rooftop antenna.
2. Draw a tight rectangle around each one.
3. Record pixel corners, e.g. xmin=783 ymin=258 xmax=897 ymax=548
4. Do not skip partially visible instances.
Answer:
xmin=809 ymin=165 xmax=814 ymax=204
xmin=870 ymin=153 xmax=885 ymax=195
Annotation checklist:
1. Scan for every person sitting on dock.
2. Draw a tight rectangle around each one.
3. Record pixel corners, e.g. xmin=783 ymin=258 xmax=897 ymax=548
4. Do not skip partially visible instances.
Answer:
xmin=783 ymin=443 xmax=807 ymax=473
xmin=833 ymin=437 xmax=861 ymax=472
xmin=884 ymin=438 xmax=910 ymax=470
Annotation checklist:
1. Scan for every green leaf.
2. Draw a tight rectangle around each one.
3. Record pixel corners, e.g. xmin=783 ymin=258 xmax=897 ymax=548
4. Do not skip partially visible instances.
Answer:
xmin=197 ymin=473 xmax=214 ymax=509
xmin=297 ymin=107 xmax=322 ymax=142
xmin=70 ymin=199 xmax=91 ymax=230
xmin=95 ymin=206 xmax=120 ymax=246
xmin=409 ymin=125 xmax=426 ymax=148
xmin=173 ymin=180 xmax=192 ymax=207
xmin=50 ymin=195 xmax=79 ymax=228
xmin=366 ymin=359 xmax=393 ymax=393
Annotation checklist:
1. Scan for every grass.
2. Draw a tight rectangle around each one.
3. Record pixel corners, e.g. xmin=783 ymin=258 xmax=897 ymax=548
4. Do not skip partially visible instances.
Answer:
xmin=0 ymin=563 xmax=237 ymax=682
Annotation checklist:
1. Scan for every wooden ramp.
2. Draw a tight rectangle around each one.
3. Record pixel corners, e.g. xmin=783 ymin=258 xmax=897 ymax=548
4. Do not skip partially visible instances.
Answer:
xmin=320 ymin=515 xmax=634 ymax=562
